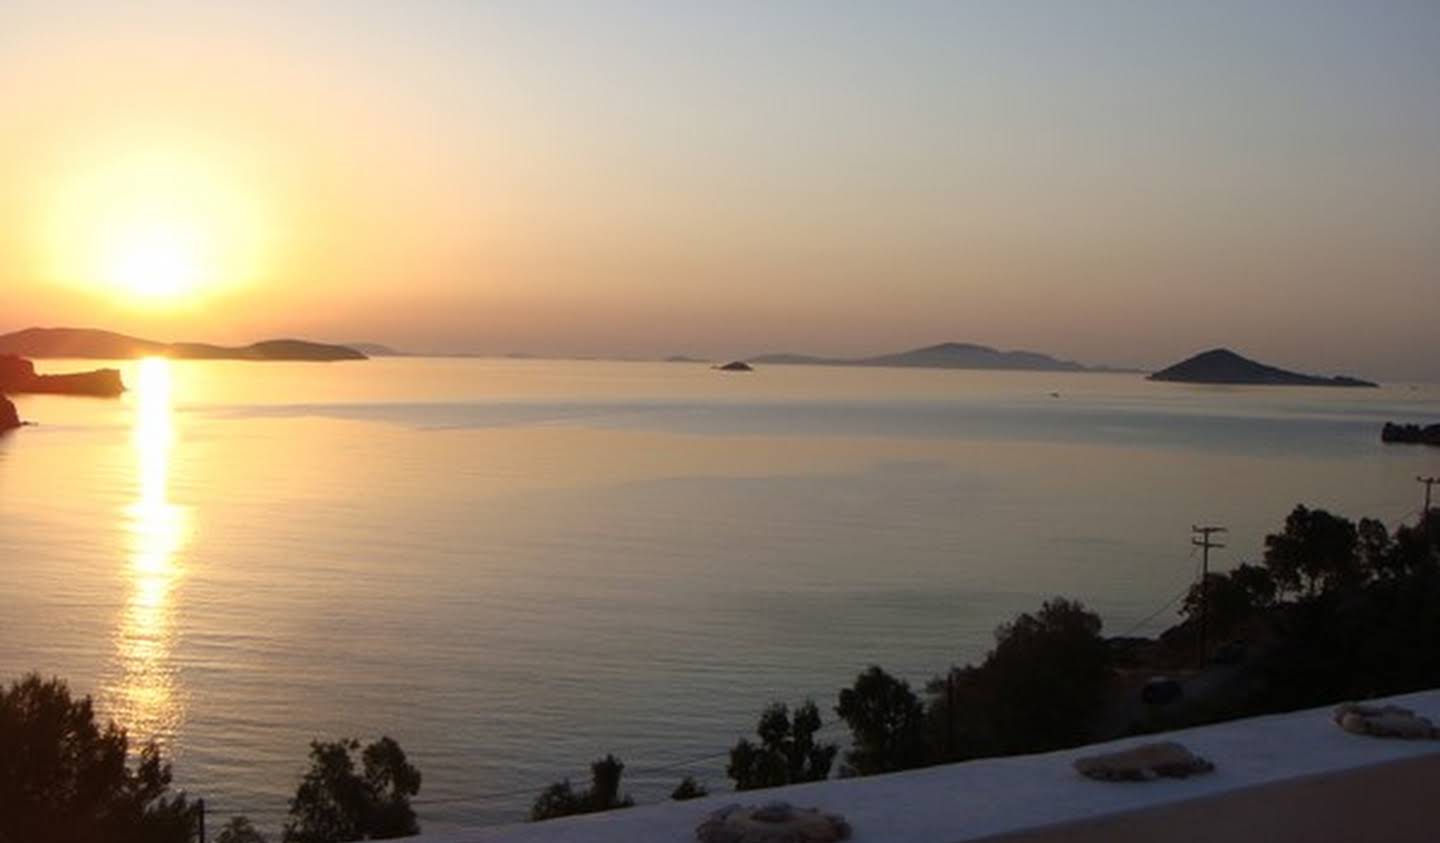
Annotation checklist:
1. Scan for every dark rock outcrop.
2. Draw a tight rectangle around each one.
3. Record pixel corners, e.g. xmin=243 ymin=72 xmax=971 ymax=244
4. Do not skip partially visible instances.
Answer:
xmin=0 ymin=355 xmax=125 ymax=397
xmin=1382 ymin=422 xmax=1440 ymax=447
xmin=1149 ymin=348 xmax=1376 ymax=387
xmin=0 ymin=395 xmax=19 ymax=432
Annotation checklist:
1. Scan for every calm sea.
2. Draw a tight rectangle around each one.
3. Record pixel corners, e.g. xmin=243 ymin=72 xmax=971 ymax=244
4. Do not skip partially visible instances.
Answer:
xmin=2 ymin=358 xmax=1437 ymax=832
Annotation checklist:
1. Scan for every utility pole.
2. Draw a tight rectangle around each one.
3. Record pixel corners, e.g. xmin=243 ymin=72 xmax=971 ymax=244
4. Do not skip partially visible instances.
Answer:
xmin=1191 ymin=525 xmax=1227 ymax=665
xmin=1422 ymin=477 xmax=1438 ymax=544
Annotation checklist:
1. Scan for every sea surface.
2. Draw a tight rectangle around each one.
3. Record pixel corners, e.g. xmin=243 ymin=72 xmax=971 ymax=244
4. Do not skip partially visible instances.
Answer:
xmin=2 ymin=357 xmax=1437 ymax=832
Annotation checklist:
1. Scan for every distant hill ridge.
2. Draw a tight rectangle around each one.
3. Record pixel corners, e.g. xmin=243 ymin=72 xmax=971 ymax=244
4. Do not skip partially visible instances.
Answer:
xmin=1148 ymin=348 xmax=1376 ymax=387
xmin=748 ymin=342 xmax=1099 ymax=372
xmin=0 ymin=327 xmax=366 ymax=361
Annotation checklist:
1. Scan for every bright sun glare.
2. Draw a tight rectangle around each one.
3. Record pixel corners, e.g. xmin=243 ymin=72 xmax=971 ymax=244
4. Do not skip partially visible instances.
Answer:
xmin=43 ymin=144 xmax=267 ymax=308
xmin=103 ymin=222 xmax=207 ymax=300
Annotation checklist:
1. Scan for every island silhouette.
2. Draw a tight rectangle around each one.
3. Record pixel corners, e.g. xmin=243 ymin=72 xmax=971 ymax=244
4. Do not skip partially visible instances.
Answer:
xmin=1148 ymin=348 xmax=1377 ymax=387
xmin=746 ymin=342 xmax=1111 ymax=372
xmin=0 ymin=327 xmax=366 ymax=361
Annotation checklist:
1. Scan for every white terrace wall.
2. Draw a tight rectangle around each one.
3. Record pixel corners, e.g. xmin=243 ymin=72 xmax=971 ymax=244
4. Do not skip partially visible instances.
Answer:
xmin=416 ymin=689 xmax=1440 ymax=843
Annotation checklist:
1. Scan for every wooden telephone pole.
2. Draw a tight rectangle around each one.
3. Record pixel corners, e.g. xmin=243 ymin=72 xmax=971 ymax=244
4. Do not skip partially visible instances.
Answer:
xmin=1192 ymin=525 xmax=1227 ymax=664
xmin=1422 ymin=477 xmax=1438 ymax=543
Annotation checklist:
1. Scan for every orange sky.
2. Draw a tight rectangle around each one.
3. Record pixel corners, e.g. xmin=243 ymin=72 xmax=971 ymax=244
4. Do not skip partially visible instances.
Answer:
xmin=2 ymin=3 xmax=1437 ymax=378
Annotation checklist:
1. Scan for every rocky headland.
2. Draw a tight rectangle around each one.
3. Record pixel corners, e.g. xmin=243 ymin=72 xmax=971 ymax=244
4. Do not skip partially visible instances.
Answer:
xmin=0 ymin=355 xmax=125 ymax=397
xmin=0 ymin=395 xmax=19 ymax=432
xmin=1382 ymin=422 xmax=1440 ymax=447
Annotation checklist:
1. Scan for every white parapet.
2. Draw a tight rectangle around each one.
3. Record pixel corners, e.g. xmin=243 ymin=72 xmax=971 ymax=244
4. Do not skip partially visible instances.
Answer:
xmin=417 ymin=689 xmax=1440 ymax=843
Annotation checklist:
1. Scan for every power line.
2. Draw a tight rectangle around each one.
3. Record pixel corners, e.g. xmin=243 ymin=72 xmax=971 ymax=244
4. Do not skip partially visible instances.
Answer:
xmin=1114 ymin=583 xmax=1191 ymax=639
xmin=1113 ymin=544 xmax=1200 ymax=639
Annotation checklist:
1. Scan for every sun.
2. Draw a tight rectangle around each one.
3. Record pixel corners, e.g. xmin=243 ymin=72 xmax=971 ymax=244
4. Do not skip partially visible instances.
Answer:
xmin=101 ymin=221 xmax=209 ymax=301
xmin=42 ymin=141 xmax=269 ymax=309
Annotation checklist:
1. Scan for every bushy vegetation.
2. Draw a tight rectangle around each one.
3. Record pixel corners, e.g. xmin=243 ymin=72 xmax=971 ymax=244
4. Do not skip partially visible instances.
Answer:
xmin=928 ymin=598 xmax=1112 ymax=761
xmin=530 ymin=754 xmax=634 ymax=821
xmin=1152 ymin=506 xmax=1440 ymax=722
xmin=726 ymin=700 xmax=838 ymax=790
xmin=834 ymin=666 xmax=928 ymax=776
xmin=282 ymin=737 xmax=422 ymax=842
xmin=669 ymin=776 xmax=708 ymax=800
xmin=0 ymin=674 xmax=198 ymax=843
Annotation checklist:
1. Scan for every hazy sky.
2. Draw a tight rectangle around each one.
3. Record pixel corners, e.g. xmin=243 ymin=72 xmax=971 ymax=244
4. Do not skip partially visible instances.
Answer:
xmin=2 ymin=1 xmax=1437 ymax=377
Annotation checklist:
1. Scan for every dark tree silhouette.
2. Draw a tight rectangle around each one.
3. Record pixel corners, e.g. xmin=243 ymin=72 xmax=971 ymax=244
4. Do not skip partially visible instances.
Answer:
xmin=530 ymin=754 xmax=635 ymax=822
xmin=929 ymin=598 xmax=1111 ymax=760
xmin=282 ymin=737 xmax=421 ymax=842
xmin=1385 ymin=512 xmax=1439 ymax=579
xmin=1180 ymin=566 xmax=1271 ymax=640
xmin=0 ymin=673 xmax=196 ymax=843
xmin=1228 ymin=562 xmax=1278 ymax=609
xmin=835 ymin=666 xmax=928 ymax=776
xmin=217 ymin=816 xmax=270 ymax=843
xmin=1264 ymin=505 xmax=1363 ymax=595
xmin=727 ymin=700 xmax=837 ymax=790
xmin=670 ymin=776 xmax=708 ymax=800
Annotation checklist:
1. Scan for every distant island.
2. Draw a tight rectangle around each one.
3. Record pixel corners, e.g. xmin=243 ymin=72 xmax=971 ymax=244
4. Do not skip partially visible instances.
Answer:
xmin=0 ymin=327 xmax=366 ymax=361
xmin=345 ymin=342 xmax=405 ymax=357
xmin=1381 ymin=422 xmax=1440 ymax=447
xmin=747 ymin=342 xmax=1110 ymax=372
xmin=715 ymin=360 xmax=753 ymax=372
xmin=1148 ymin=348 xmax=1377 ymax=387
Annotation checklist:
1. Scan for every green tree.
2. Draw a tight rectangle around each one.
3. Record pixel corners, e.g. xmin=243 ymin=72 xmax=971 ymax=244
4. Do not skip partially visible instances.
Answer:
xmin=282 ymin=737 xmax=421 ymax=842
xmin=835 ymin=666 xmax=928 ymax=776
xmin=727 ymin=701 xmax=837 ymax=791
xmin=530 ymin=754 xmax=634 ymax=821
xmin=0 ymin=673 xmax=196 ymax=843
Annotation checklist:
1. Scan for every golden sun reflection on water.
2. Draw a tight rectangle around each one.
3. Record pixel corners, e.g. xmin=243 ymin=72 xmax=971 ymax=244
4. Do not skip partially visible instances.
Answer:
xmin=106 ymin=357 xmax=190 ymax=743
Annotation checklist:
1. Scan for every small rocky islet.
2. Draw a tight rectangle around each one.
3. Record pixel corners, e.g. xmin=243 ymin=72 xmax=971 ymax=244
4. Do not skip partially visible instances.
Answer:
xmin=1381 ymin=422 xmax=1440 ymax=447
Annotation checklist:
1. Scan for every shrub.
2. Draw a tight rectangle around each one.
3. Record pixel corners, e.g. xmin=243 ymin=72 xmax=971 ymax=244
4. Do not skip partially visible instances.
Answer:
xmin=670 ymin=776 xmax=708 ymax=800
xmin=530 ymin=754 xmax=634 ymax=821
xmin=835 ymin=666 xmax=928 ymax=776
xmin=282 ymin=737 xmax=421 ymax=842
xmin=727 ymin=701 xmax=837 ymax=790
